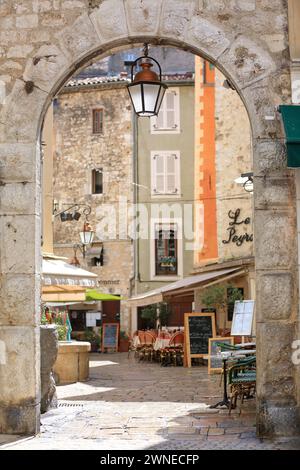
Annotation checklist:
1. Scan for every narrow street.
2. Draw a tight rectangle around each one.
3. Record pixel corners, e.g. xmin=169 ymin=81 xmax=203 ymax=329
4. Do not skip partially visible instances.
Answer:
xmin=1 ymin=354 xmax=299 ymax=450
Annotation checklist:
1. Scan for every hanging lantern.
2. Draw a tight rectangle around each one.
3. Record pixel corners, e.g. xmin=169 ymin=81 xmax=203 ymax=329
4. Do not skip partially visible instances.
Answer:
xmin=80 ymin=222 xmax=95 ymax=246
xmin=127 ymin=44 xmax=168 ymax=117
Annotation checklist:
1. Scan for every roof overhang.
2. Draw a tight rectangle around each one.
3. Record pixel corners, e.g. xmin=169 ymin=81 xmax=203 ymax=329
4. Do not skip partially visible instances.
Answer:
xmin=279 ymin=105 xmax=300 ymax=167
xmin=42 ymin=259 xmax=97 ymax=288
xmin=128 ymin=268 xmax=247 ymax=308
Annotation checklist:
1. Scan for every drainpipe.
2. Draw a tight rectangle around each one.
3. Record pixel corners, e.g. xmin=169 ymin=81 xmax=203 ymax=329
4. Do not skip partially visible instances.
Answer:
xmin=132 ymin=112 xmax=139 ymax=296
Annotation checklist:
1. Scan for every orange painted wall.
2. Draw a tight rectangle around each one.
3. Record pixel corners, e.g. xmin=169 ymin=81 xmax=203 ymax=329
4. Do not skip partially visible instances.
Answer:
xmin=194 ymin=58 xmax=218 ymax=265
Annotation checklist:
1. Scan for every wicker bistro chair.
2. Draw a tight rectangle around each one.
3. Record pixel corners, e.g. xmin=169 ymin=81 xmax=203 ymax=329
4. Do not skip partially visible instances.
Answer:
xmin=160 ymin=331 xmax=184 ymax=367
xmin=227 ymin=356 xmax=256 ymax=414
xmin=137 ymin=331 xmax=157 ymax=362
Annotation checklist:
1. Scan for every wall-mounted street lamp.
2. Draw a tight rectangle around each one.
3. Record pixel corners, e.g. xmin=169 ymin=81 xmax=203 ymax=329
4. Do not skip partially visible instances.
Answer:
xmin=53 ymin=202 xmax=92 ymax=222
xmin=127 ymin=44 xmax=168 ymax=117
xmin=71 ymin=221 xmax=95 ymax=262
xmin=234 ymin=172 xmax=253 ymax=193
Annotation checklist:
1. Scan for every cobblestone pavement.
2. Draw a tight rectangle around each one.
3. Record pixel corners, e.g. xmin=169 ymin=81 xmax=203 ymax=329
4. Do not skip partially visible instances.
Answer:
xmin=1 ymin=353 xmax=300 ymax=450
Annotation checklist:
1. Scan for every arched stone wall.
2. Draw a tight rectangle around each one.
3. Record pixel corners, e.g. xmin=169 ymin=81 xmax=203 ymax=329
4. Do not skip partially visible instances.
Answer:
xmin=0 ymin=0 xmax=298 ymax=437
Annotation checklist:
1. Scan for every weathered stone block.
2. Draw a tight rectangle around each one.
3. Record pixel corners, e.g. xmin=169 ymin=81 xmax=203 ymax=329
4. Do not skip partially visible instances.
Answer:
xmin=16 ymin=14 xmax=39 ymax=29
xmin=40 ymin=325 xmax=58 ymax=414
xmin=0 ymin=326 xmax=40 ymax=404
xmin=90 ymin=0 xmax=128 ymax=42
xmin=218 ymin=36 xmax=276 ymax=89
xmin=236 ymin=0 xmax=256 ymax=11
xmin=7 ymin=45 xmax=34 ymax=59
xmin=0 ymin=79 xmax=46 ymax=144
xmin=0 ymin=182 xmax=39 ymax=215
xmin=255 ymin=211 xmax=296 ymax=270
xmin=185 ymin=15 xmax=231 ymax=60
xmin=0 ymin=403 xmax=40 ymax=435
xmin=257 ymin=402 xmax=300 ymax=437
xmin=23 ymin=45 xmax=71 ymax=94
xmin=242 ymin=74 xmax=289 ymax=140
xmin=262 ymin=33 xmax=286 ymax=54
xmin=0 ymin=215 xmax=41 ymax=274
xmin=254 ymin=176 xmax=296 ymax=209
xmin=253 ymin=139 xmax=289 ymax=177
xmin=56 ymin=13 xmax=101 ymax=65
xmin=256 ymin=272 xmax=295 ymax=321
xmin=160 ymin=0 xmax=196 ymax=39
xmin=0 ymin=143 xmax=37 ymax=182
xmin=0 ymin=274 xmax=40 ymax=326
xmin=256 ymin=322 xmax=296 ymax=398
xmin=125 ymin=0 xmax=162 ymax=35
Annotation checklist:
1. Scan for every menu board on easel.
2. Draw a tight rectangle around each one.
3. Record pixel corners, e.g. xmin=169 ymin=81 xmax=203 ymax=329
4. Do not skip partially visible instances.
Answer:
xmin=231 ymin=300 xmax=255 ymax=336
xmin=102 ymin=323 xmax=119 ymax=352
xmin=184 ymin=313 xmax=216 ymax=368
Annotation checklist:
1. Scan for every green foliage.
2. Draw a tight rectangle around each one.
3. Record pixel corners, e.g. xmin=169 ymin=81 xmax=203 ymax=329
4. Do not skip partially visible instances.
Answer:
xmin=83 ymin=328 xmax=101 ymax=347
xmin=201 ymin=283 xmax=244 ymax=310
xmin=140 ymin=302 xmax=171 ymax=328
xmin=56 ymin=324 xmax=67 ymax=341
xmin=158 ymin=302 xmax=170 ymax=326
xmin=120 ymin=330 xmax=129 ymax=340
xmin=140 ymin=304 xmax=157 ymax=328
xmin=41 ymin=311 xmax=48 ymax=325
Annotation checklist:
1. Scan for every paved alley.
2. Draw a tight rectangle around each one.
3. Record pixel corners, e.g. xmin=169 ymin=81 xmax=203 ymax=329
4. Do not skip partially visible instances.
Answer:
xmin=1 ymin=353 xmax=300 ymax=450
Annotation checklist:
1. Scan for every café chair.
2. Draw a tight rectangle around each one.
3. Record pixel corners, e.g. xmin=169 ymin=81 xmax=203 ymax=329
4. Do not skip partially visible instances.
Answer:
xmin=228 ymin=356 xmax=256 ymax=414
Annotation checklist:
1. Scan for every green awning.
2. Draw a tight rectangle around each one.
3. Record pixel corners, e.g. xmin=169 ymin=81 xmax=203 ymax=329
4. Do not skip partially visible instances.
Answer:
xmin=85 ymin=289 xmax=121 ymax=301
xmin=279 ymin=105 xmax=300 ymax=167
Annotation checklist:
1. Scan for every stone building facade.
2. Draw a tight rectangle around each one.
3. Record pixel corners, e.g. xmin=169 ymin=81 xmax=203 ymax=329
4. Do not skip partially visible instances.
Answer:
xmin=0 ymin=0 xmax=299 ymax=439
xmin=193 ymin=56 xmax=254 ymax=332
xmin=52 ymin=77 xmax=134 ymax=332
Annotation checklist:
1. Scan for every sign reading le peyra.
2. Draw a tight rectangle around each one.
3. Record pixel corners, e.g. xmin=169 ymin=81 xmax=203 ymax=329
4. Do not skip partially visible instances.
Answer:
xmin=222 ymin=209 xmax=253 ymax=247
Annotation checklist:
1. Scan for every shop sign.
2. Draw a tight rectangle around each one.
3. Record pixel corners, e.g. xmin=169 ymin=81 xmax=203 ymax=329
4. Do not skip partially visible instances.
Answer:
xmin=222 ymin=208 xmax=253 ymax=247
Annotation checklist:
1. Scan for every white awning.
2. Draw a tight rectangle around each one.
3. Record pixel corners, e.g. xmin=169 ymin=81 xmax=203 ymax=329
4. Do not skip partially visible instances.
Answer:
xmin=128 ymin=268 xmax=246 ymax=307
xmin=42 ymin=259 xmax=98 ymax=287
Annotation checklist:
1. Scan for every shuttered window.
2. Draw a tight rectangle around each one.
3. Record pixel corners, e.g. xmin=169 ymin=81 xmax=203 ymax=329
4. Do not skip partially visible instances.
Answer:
xmin=151 ymin=151 xmax=180 ymax=195
xmin=92 ymin=108 xmax=104 ymax=134
xmin=150 ymin=88 xmax=180 ymax=133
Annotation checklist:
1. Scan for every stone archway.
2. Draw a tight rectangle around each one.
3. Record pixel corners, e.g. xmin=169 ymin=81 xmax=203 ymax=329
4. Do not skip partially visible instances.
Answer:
xmin=0 ymin=0 xmax=298 ymax=437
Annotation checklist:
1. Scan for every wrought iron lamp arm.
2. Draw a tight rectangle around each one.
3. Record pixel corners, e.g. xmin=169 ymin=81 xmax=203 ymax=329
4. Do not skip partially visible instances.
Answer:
xmin=53 ymin=203 xmax=92 ymax=218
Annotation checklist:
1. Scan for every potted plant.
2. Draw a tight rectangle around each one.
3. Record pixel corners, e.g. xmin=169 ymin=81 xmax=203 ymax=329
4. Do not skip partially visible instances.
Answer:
xmin=83 ymin=328 xmax=101 ymax=352
xmin=119 ymin=330 xmax=130 ymax=352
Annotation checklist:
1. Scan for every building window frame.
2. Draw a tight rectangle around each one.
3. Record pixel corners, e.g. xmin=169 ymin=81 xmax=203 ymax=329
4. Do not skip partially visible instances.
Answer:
xmin=92 ymin=108 xmax=104 ymax=134
xmin=91 ymin=168 xmax=103 ymax=195
xmin=150 ymin=218 xmax=183 ymax=281
xmin=151 ymin=151 xmax=181 ymax=197
xmin=150 ymin=88 xmax=180 ymax=134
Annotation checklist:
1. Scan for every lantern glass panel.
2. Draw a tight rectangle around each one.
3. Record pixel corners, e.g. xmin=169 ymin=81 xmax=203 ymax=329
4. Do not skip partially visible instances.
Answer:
xmin=142 ymin=83 xmax=161 ymax=115
xmin=128 ymin=84 xmax=143 ymax=114
xmin=80 ymin=230 xmax=94 ymax=245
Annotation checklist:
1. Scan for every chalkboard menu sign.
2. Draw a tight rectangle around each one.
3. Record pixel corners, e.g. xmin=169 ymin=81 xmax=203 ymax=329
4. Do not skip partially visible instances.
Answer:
xmin=184 ymin=313 xmax=216 ymax=367
xmin=102 ymin=323 xmax=119 ymax=352
xmin=208 ymin=337 xmax=233 ymax=374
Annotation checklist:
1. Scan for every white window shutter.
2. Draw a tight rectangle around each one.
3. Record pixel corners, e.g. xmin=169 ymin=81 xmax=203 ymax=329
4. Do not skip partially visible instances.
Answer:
xmin=166 ymin=153 xmax=177 ymax=193
xmin=156 ymin=109 xmax=164 ymax=129
xmin=152 ymin=153 xmax=165 ymax=194
xmin=166 ymin=92 xmax=175 ymax=129
xmin=150 ymin=88 xmax=180 ymax=133
xmin=152 ymin=151 xmax=180 ymax=195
